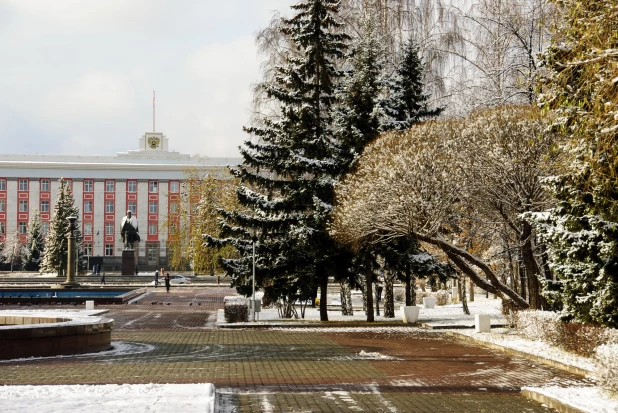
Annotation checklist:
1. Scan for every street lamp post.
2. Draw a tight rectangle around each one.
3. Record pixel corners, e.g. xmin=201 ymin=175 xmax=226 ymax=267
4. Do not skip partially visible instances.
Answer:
xmin=249 ymin=228 xmax=258 ymax=322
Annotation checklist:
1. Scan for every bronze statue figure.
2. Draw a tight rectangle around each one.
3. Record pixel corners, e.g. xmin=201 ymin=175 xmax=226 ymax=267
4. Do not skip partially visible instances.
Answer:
xmin=120 ymin=210 xmax=140 ymax=249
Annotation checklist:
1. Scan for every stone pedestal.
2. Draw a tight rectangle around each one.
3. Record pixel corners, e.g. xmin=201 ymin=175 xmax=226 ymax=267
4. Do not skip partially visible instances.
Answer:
xmin=423 ymin=297 xmax=436 ymax=309
xmin=451 ymin=287 xmax=459 ymax=303
xmin=475 ymin=314 xmax=491 ymax=333
xmin=121 ymin=249 xmax=136 ymax=276
xmin=400 ymin=305 xmax=420 ymax=324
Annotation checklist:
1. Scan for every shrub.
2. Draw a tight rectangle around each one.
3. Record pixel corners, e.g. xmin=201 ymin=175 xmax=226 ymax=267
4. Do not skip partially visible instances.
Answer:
xmin=394 ymin=289 xmax=405 ymax=302
xmin=415 ymin=291 xmax=428 ymax=305
xmin=515 ymin=310 xmax=612 ymax=357
xmin=224 ymin=296 xmax=248 ymax=323
xmin=435 ymin=290 xmax=450 ymax=306
xmin=560 ymin=323 xmax=610 ymax=358
xmin=595 ymin=344 xmax=618 ymax=392
xmin=501 ymin=300 xmax=519 ymax=328
xmin=514 ymin=310 xmax=562 ymax=344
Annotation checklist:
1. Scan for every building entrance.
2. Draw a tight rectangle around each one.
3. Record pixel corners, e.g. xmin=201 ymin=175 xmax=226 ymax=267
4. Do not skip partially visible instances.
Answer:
xmin=147 ymin=243 xmax=159 ymax=266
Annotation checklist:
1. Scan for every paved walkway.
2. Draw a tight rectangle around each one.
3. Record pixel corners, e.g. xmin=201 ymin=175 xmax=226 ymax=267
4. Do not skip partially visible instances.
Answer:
xmin=0 ymin=288 xmax=591 ymax=412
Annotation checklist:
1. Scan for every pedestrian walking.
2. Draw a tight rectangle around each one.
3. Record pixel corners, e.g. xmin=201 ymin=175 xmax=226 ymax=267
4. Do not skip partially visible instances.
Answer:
xmin=100 ymin=273 xmax=106 ymax=285
xmin=164 ymin=271 xmax=171 ymax=293
xmin=154 ymin=269 xmax=159 ymax=287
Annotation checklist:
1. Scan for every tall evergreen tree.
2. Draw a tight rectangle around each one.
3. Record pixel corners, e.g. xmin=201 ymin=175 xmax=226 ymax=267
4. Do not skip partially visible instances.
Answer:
xmin=334 ymin=15 xmax=384 ymax=168
xmin=207 ymin=0 xmax=349 ymax=320
xmin=381 ymin=38 xmax=443 ymax=131
xmin=330 ymin=16 xmax=387 ymax=321
xmin=41 ymin=179 xmax=83 ymax=276
xmin=332 ymin=19 xmax=446 ymax=321
xmin=529 ymin=0 xmax=618 ymax=327
xmin=23 ymin=209 xmax=45 ymax=272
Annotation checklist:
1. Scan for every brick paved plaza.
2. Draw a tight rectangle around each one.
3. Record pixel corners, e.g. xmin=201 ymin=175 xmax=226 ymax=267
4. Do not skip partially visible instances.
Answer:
xmin=0 ymin=288 xmax=589 ymax=412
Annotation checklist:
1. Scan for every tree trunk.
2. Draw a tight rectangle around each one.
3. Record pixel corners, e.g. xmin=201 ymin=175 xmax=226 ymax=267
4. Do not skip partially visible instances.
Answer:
xmin=360 ymin=275 xmax=367 ymax=313
xmin=415 ymin=233 xmax=529 ymax=309
xmin=384 ymin=272 xmax=394 ymax=318
xmin=457 ymin=278 xmax=463 ymax=302
xmin=319 ymin=274 xmax=328 ymax=321
xmin=469 ymin=278 xmax=474 ymax=302
xmin=461 ymin=275 xmax=470 ymax=315
xmin=521 ymin=221 xmax=545 ymax=309
xmin=375 ymin=285 xmax=380 ymax=316
xmin=404 ymin=265 xmax=412 ymax=306
xmin=366 ymin=266 xmax=374 ymax=322
xmin=340 ymin=281 xmax=353 ymax=315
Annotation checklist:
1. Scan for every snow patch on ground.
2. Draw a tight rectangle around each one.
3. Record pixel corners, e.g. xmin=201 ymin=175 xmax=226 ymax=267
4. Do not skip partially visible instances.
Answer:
xmin=357 ymin=350 xmax=397 ymax=360
xmin=523 ymin=386 xmax=618 ymax=413
xmin=0 ymin=309 xmax=110 ymax=330
xmin=0 ymin=341 xmax=155 ymax=363
xmin=0 ymin=383 xmax=215 ymax=413
xmin=453 ymin=328 xmax=596 ymax=372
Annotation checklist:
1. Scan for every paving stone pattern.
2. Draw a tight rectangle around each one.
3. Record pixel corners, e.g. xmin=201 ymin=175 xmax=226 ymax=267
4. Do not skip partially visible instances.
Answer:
xmin=0 ymin=288 xmax=589 ymax=412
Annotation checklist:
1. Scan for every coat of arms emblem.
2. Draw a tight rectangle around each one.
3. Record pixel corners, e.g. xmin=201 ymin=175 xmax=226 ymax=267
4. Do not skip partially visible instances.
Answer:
xmin=148 ymin=136 xmax=160 ymax=149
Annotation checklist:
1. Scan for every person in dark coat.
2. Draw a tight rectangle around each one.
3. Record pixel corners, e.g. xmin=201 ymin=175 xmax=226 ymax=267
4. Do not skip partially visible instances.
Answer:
xmin=164 ymin=271 xmax=171 ymax=293
xmin=100 ymin=273 xmax=106 ymax=285
xmin=154 ymin=269 xmax=159 ymax=287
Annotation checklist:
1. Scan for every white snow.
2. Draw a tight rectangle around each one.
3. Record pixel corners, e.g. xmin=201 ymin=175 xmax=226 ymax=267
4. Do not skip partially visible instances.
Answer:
xmin=0 ymin=383 xmax=215 ymax=413
xmin=523 ymin=386 xmax=618 ymax=413
xmin=453 ymin=328 xmax=596 ymax=372
xmin=0 ymin=309 xmax=110 ymax=330
xmin=3 ymin=296 xmax=617 ymax=411
xmin=0 ymin=341 xmax=155 ymax=364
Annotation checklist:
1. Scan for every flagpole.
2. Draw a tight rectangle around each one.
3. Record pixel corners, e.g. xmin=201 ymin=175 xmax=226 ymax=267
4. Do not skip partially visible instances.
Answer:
xmin=153 ymin=90 xmax=155 ymax=132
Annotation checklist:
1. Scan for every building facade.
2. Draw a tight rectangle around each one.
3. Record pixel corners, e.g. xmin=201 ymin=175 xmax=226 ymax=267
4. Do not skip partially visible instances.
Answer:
xmin=0 ymin=131 xmax=240 ymax=270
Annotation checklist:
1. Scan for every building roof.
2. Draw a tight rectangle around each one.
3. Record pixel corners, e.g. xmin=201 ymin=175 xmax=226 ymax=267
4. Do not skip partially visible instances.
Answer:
xmin=0 ymin=131 xmax=242 ymax=180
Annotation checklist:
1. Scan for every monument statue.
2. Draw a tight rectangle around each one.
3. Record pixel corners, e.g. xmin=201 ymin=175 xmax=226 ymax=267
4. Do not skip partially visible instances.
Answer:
xmin=120 ymin=210 xmax=140 ymax=249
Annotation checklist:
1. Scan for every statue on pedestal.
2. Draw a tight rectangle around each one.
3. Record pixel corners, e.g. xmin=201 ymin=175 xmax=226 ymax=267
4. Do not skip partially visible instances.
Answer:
xmin=120 ymin=210 xmax=140 ymax=249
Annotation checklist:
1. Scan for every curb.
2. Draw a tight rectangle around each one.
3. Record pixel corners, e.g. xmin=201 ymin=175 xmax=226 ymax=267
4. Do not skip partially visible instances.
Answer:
xmin=421 ymin=322 xmax=506 ymax=330
xmin=216 ymin=309 xmax=418 ymax=329
xmin=445 ymin=331 xmax=593 ymax=377
xmin=521 ymin=388 xmax=587 ymax=413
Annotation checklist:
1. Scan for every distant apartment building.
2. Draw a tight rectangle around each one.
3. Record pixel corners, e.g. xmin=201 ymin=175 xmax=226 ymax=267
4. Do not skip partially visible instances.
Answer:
xmin=0 ymin=131 xmax=240 ymax=270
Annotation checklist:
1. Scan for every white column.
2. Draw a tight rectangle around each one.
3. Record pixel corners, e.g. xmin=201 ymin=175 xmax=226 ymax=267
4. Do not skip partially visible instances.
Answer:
xmin=6 ymin=178 xmax=17 ymax=233
xmin=137 ymin=180 xmax=149 ymax=258
xmin=72 ymin=179 xmax=83 ymax=217
xmin=159 ymin=180 xmax=169 ymax=261
xmin=93 ymin=179 xmax=105 ymax=256
xmin=115 ymin=179 xmax=126 ymax=241
xmin=29 ymin=178 xmax=40 ymax=216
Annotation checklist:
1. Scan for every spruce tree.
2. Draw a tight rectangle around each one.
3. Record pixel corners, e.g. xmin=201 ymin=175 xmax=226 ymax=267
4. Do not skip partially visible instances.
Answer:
xmin=207 ymin=0 xmax=349 ymax=320
xmin=334 ymin=15 xmax=384 ymax=168
xmin=41 ymin=179 xmax=83 ymax=276
xmin=23 ymin=209 xmax=45 ymax=272
xmin=381 ymin=38 xmax=443 ymax=131
xmin=529 ymin=0 xmax=618 ymax=327
xmin=331 ymin=16 xmax=386 ymax=321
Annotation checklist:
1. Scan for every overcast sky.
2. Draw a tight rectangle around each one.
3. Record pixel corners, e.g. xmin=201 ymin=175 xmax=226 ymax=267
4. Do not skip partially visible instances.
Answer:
xmin=0 ymin=0 xmax=294 ymax=158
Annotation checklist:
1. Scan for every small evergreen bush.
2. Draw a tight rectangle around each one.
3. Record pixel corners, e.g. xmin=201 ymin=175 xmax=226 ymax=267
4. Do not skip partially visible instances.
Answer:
xmin=515 ymin=310 xmax=613 ymax=357
xmin=415 ymin=291 xmax=428 ymax=305
xmin=224 ymin=296 xmax=248 ymax=323
xmin=595 ymin=344 xmax=618 ymax=392
xmin=435 ymin=290 xmax=450 ymax=306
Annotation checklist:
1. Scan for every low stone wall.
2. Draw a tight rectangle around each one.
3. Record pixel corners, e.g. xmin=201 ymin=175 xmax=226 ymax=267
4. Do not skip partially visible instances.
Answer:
xmin=0 ymin=313 xmax=114 ymax=360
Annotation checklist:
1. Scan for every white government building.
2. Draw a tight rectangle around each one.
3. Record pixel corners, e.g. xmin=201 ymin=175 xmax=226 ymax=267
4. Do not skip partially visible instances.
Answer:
xmin=0 ymin=131 xmax=240 ymax=271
